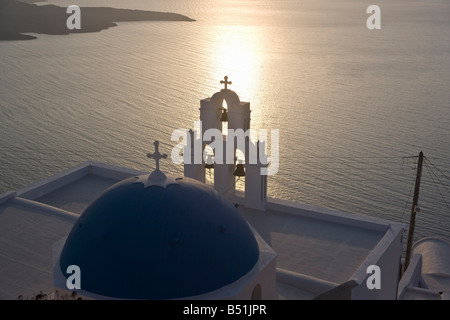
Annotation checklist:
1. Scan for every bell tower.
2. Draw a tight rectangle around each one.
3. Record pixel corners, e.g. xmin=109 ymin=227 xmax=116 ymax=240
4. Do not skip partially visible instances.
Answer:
xmin=184 ymin=76 xmax=267 ymax=210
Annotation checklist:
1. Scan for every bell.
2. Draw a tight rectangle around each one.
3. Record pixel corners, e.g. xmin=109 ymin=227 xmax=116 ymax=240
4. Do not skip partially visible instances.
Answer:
xmin=220 ymin=108 xmax=228 ymax=122
xmin=233 ymin=163 xmax=245 ymax=177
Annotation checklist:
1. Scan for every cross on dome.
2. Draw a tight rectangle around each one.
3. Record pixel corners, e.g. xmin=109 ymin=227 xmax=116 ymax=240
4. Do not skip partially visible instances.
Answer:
xmin=220 ymin=76 xmax=232 ymax=90
xmin=140 ymin=140 xmax=178 ymax=186
xmin=147 ymin=140 xmax=167 ymax=171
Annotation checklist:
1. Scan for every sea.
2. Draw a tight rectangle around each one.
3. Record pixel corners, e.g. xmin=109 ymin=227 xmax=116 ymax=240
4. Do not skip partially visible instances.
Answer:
xmin=1 ymin=0 xmax=449 ymax=245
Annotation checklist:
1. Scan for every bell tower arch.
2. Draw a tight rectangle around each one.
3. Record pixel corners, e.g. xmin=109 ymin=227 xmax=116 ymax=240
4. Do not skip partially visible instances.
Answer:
xmin=184 ymin=76 xmax=267 ymax=210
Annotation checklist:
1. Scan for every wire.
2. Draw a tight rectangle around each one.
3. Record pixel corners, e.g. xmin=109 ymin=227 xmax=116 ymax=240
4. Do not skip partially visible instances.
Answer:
xmin=425 ymin=157 xmax=450 ymax=183
xmin=222 ymin=176 xmax=243 ymax=195
xmin=0 ymin=146 xmax=413 ymax=160
xmin=424 ymin=161 xmax=450 ymax=212
xmin=424 ymin=158 xmax=450 ymax=196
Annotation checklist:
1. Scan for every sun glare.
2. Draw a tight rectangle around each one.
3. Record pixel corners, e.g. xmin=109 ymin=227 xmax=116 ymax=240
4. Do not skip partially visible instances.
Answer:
xmin=211 ymin=26 xmax=264 ymax=101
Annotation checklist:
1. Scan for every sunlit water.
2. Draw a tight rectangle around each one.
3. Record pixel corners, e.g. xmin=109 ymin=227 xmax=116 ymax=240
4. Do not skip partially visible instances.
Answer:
xmin=1 ymin=0 xmax=450 ymax=244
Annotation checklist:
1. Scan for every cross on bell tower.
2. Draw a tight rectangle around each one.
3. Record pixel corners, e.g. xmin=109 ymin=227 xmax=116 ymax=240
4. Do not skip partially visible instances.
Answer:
xmin=220 ymin=76 xmax=232 ymax=90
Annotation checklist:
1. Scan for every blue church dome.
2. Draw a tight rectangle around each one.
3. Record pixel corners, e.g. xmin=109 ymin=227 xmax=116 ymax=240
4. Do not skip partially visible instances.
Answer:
xmin=59 ymin=173 xmax=259 ymax=299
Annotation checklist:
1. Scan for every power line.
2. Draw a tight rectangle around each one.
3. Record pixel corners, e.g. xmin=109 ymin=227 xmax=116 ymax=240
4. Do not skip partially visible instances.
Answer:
xmin=0 ymin=146 xmax=410 ymax=159
xmin=425 ymin=157 xmax=450 ymax=183
xmin=225 ymin=176 xmax=243 ymax=195
xmin=424 ymin=161 xmax=450 ymax=212
xmin=425 ymin=158 xmax=450 ymax=197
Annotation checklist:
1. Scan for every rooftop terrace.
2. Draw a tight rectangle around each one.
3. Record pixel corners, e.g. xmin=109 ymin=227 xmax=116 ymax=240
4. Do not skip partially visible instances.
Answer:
xmin=0 ymin=161 xmax=405 ymax=299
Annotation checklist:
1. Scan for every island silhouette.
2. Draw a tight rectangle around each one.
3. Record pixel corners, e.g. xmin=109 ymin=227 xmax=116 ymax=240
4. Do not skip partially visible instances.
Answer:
xmin=0 ymin=0 xmax=195 ymax=40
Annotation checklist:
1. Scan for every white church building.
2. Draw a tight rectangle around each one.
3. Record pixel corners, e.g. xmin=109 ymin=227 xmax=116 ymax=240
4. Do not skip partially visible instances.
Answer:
xmin=1 ymin=78 xmax=449 ymax=300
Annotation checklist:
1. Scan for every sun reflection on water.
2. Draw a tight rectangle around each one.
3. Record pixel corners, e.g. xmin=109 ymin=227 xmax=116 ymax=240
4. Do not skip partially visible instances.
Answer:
xmin=208 ymin=26 xmax=265 ymax=111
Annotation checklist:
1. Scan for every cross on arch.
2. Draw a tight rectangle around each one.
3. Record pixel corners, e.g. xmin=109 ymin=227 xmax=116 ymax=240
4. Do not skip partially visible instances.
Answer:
xmin=220 ymin=76 xmax=232 ymax=90
xmin=147 ymin=140 xmax=167 ymax=171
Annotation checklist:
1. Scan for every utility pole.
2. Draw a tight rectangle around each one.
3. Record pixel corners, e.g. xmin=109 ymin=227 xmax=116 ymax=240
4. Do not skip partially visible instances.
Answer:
xmin=404 ymin=151 xmax=424 ymax=272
